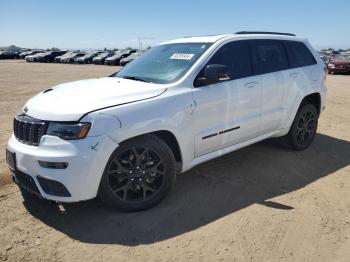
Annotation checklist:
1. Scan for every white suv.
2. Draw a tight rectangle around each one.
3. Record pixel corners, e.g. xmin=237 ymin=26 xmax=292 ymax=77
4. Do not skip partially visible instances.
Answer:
xmin=6 ymin=32 xmax=327 ymax=211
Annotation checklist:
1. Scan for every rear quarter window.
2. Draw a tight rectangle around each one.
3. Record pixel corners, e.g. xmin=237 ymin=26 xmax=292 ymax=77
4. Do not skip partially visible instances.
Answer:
xmin=251 ymin=40 xmax=288 ymax=75
xmin=284 ymin=41 xmax=317 ymax=68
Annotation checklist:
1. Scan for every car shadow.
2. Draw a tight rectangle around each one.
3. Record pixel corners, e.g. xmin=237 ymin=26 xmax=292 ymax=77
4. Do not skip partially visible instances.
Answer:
xmin=22 ymin=133 xmax=350 ymax=246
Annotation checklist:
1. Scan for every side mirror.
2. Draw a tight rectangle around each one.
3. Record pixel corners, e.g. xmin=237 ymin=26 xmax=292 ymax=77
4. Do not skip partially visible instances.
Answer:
xmin=195 ymin=64 xmax=230 ymax=86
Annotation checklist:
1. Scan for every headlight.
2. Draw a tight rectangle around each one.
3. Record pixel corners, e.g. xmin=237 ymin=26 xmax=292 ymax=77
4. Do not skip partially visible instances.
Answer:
xmin=47 ymin=122 xmax=91 ymax=140
xmin=328 ymin=63 xmax=335 ymax=68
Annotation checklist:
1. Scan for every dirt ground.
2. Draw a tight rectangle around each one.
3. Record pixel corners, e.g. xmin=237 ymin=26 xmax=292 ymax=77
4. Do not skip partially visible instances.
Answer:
xmin=0 ymin=59 xmax=349 ymax=262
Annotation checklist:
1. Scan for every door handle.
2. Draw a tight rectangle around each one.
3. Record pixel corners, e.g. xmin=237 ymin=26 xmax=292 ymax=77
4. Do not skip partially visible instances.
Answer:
xmin=244 ymin=82 xmax=258 ymax=88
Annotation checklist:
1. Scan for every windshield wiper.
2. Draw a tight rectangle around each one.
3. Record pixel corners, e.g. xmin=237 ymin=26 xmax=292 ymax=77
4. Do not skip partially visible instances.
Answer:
xmin=120 ymin=75 xmax=150 ymax=83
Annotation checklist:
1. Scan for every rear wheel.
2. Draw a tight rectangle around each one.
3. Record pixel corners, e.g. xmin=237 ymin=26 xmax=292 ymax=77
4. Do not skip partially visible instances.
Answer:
xmin=98 ymin=134 xmax=177 ymax=211
xmin=284 ymin=103 xmax=318 ymax=150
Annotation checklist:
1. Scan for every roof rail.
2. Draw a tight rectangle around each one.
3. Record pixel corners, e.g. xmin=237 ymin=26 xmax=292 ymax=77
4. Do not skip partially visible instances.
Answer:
xmin=235 ymin=31 xmax=296 ymax=36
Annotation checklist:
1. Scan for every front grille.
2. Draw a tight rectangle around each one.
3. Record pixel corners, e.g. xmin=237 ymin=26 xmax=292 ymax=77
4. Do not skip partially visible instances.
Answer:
xmin=13 ymin=114 xmax=48 ymax=146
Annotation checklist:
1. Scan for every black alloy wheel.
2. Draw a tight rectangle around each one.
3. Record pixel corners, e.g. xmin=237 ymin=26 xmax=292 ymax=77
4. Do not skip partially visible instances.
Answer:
xmin=284 ymin=103 xmax=318 ymax=150
xmin=107 ymin=146 xmax=165 ymax=202
xmin=99 ymin=134 xmax=177 ymax=211
xmin=295 ymin=110 xmax=316 ymax=147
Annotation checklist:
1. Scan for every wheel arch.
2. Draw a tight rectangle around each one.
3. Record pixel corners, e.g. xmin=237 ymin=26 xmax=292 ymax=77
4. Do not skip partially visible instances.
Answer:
xmin=279 ymin=91 xmax=322 ymax=137
xmin=300 ymin=92 xmax=321 ymax=115
xmin=119 ymin=130 xmax=183 ymax=170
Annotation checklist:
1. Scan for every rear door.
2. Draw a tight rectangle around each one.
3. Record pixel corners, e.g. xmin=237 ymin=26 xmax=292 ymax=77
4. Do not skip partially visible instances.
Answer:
xmin=281 ymin=41 xmax=319 ymax=121
xmin=285 ymin=40 xmax=319 ymax=86
xmin=250 ymin=40 xmax=289 ymax=134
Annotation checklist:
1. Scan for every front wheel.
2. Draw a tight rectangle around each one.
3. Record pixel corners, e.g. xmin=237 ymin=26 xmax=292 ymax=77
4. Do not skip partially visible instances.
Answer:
xmin=284 ymin=103 xmax=318 ymax=150
xmin=98 ymin=134 xmax=177 ymax=211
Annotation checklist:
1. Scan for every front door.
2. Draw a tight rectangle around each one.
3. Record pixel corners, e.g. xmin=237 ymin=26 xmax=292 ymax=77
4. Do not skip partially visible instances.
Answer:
xmin=192 ymin=40 xmax=261 ymax=157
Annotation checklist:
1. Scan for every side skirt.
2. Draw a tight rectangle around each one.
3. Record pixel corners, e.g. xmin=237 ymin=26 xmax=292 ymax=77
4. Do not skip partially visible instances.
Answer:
xmin=190 ymin=130 xmax=280 ymax=169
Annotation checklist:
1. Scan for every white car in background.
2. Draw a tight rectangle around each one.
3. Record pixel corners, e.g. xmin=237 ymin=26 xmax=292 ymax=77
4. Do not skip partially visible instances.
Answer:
xmin=25 ymin=52 xmax=45 ymax=62
xmin=6 ymin=31 xmax=327 ymax=211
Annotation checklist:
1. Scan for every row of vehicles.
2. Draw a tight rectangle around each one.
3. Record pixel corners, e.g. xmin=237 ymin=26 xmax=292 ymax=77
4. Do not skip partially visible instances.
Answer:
xmin=24 ymin=49 xmax=142 ymax=66
xmin=10 ymin=49 xmax=142 ymax=66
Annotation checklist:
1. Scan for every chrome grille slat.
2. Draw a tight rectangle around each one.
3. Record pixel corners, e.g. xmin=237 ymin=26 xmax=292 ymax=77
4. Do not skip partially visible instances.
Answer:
xmin=13 ymin=114 xmax=48 ymax=146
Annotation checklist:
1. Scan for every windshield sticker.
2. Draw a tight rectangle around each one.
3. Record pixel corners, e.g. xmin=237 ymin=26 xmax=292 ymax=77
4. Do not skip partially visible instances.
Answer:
xmin=170 ymin=53 xmax=194 ymax=60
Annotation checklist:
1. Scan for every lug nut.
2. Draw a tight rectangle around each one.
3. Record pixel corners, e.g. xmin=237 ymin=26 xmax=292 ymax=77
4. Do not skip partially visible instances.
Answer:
xmin=131 ymin=178 xmax=134 ymax=181
xmin=139 ymin=178 xmax=142 ymax=182
xmin=129 ymin=171 xmax=133 ymax=174
xmin=136 ymin=166 xmax=139 ymax=169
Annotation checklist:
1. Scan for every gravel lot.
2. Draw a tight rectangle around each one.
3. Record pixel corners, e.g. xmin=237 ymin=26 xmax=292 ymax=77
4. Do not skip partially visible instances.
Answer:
xmin=0 ymin=60 xmax=349 ymax=262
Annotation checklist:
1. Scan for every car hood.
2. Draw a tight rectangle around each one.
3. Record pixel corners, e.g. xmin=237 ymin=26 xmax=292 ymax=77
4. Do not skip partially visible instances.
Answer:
xmin=24 ymin=77 xmax=167 ymax=121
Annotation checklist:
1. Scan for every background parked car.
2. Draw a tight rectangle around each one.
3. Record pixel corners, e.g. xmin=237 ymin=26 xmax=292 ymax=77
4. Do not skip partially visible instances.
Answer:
xmin=37 ymin=51 xmax=66 ymax=62
xmin=327 ymin=55 xmax=350 ymax=74
xmin=92 ymin=51 xmax=114 ymax=64
xmin=119 ymin=52 xmax=142 ymax=66
xmin=75 ymin=51 xmax=103 ymax=64
xmin=54 ymin=51 xmax=73 ymax=63
xmin=19 ymin=50 xmax=44 ymax=59
xmin=0 ymin=45 xmax=23 ymax=59
xmin=60 ymin=52 xmax=86 ymax=63
xmin=25 ymin=52 xmax=46 ymax=62
xmin=0 ymin=50 xmax=20 ymax=59
xmin=104 ymin=50 xmax=134 ymax=65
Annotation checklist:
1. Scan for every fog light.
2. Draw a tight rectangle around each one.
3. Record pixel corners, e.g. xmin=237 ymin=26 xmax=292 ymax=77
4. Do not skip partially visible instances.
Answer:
xmin=38 ymin=161 xmax=68 ymax=169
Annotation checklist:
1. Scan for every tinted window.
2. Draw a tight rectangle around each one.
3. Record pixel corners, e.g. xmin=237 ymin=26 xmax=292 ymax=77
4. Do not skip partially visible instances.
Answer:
xmin=251 ymin=40 xmax=288 ymax=74
xmin=196 ymin=41 xmax=252 ymax=86
xmin=285 ymin=41 xmax=316 ymax=68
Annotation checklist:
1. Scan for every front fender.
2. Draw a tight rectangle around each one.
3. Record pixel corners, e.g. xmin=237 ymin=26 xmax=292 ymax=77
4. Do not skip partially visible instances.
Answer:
xmin=85 ymin=89 xmax=195 ymax=172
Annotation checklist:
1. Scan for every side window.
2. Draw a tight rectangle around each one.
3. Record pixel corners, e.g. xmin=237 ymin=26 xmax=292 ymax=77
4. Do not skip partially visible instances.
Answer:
xmin=251 ymin=40 xmax=288 ymax=75
xmin=285 ymin=41 xmax=316 ymax=68
xmin=195 ymin=41 xmax=252 ymax=86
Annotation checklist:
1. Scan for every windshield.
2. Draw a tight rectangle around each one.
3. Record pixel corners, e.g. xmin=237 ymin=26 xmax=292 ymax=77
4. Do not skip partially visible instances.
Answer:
xmin=334 ymin=55 xmax=350 ymax=61
xmin=116 ymin=43 xmax=211 ymax=84
xmin=82 ymin=53 xmax=94 ymax=58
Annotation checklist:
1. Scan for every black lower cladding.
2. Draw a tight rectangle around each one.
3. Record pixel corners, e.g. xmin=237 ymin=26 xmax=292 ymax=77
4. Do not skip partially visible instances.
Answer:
xmin=13 ymin=170 xmax=42 ymax=197
xmin=36 ymin=176 xmax=71 ymax=197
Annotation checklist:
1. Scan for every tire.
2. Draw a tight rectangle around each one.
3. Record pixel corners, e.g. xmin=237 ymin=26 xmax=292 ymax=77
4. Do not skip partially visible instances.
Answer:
xmin=98 ymin=134 xmax=177 ymax=211
xmin=283 ymin=103 xmax=318 ymax=150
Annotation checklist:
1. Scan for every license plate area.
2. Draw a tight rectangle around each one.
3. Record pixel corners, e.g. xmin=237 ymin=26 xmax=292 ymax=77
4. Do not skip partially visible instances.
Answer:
xmin=6 ymin=149 xmax=16 ymax=171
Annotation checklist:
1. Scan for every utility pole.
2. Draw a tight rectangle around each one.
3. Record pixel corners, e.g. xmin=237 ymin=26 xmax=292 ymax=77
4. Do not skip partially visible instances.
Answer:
xmin=137 ymin=37 xmax=154 ymax=50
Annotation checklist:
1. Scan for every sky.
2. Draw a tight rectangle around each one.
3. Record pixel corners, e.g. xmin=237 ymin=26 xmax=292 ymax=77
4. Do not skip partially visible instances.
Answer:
xmin=0 ymin=0 xmax=350 ymax=50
